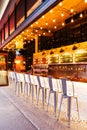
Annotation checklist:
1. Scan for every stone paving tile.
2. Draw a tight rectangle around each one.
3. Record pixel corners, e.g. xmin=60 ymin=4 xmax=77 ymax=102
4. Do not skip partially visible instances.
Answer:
xmin=1 ymin=86 xmax=87 ymax=130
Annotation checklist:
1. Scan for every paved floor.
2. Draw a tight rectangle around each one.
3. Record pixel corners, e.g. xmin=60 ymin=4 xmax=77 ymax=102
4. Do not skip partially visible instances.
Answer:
xmin=0 ymin=85 xmax=87 ymax=130
xmin=0 ymin=88 xmax=37 ymax=130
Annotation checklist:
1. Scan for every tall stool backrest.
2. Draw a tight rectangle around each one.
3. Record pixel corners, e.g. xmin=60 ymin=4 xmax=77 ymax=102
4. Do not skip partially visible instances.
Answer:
xmin=48 ymin=76 xmax=53 ymax=91
xmin=37 ymin=75 xmax=41 ymax=87
xmin=61 ymin=78 xmax=67 ymax=96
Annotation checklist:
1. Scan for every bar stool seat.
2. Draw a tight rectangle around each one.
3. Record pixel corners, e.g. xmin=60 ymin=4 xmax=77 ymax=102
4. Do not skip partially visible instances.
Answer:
xmin=57 ymin=78 xmax=79 ymax=127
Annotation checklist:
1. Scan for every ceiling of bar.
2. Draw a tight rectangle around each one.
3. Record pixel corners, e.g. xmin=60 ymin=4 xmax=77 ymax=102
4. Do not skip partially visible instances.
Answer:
xmin=3 ymin=0 xmax=87 ymax=50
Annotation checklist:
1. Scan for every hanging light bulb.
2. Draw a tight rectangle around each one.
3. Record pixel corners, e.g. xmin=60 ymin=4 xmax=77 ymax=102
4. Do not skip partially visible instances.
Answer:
xmin=59 ymin=2 xmax=62 ymax=6
xmin=62 ymin=22 xmax=65 ymax=26
xmin=71 ymin=18 xmax=74 ymax=23
xmin=61 ymin=12 xmax=64 ymax=17
xmin=70 ymin=7 xmax=74 ymax=13
xmin=80 ymin=13 xmax=83 ymax=18
xmin=53 ymin=19 xmax=56 ymax=22
xmin=45 ymin=22 xmax=48 ymax=25
xmin=48 ymin=30 xmax=51 ymax=33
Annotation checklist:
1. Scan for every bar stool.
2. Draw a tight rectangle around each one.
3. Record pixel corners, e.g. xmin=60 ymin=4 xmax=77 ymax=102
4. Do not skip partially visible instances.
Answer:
xmin=37 ymin=75 xmax=45 ymax=109
xmin=14 ymin=72 xmax=23 ymax=96
xmin=47 ymin=76 xmax=59 ymax=117
xmin=23 ymin=73 xmax=31 ymax=96
xmin=28 ymin=74 xmax=35 ymax=102
xmin=57 ymin=78 xmax=79 ymax=127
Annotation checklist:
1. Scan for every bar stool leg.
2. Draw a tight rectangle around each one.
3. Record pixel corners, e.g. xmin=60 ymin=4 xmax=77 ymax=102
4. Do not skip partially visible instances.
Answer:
xmin=26 ymin=83 xmax=29 ymax=96
xmin=54 ymin=91 xmax=57 ymax=117
xmin=57 ymin=95 xmax=63 ymax=120
xmin=47 ymin=91 xmax=50 ymax=112
xmin=32 ymin=85 xmax=34 ymax=102
xmin=42 ymin=88 xmax=44 ymax=109
xmin=37 ymin=88 xmax=40 ymax=105
xmin=67 ymin=97 xmax=71 ymax=128
xmin=75 ymin=97 xmax=80 ymax=119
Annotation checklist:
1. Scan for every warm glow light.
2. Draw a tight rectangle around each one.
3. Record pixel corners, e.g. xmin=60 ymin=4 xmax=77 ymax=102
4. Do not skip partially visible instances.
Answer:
xmin=71 ymin=18 xmax=74 ymax=23
xmin=54 ymin=26 xmax=57 ymax=29
xmin=75 ymin=49 xmax=87 ymax=54
xmin=15 ymin=60 xmax=21 ymax=64
xmin=48 ymin=30 xmax=51 ymax=33
xmin=31 ymin=24 xmax=33 ymax=27
xmin=36 ymin=21 xmax=38 ymax=24
xmin=53 ymin=19 xmax=56 ymax=22
xmin=45 ymin=22 xmax=48 ymax=25
xmin=50 ymin=10 xmax=53 ymax=13
xmin=31 ymin=32 xmax=33 ymax=34
xmin=85 ymin=0 xmax=87 ymax=3
xmin=40 ymin=27 xmax=43 ymax=29
xmin=35 ymin=30 xmax=38 ymax=32
xmin=43 ymin=32 xmax=45 ymax=35
xmin=42 ymin=15 xmax=44 ymax=18
xmin=59 ymin=2 xmax=62 ymax=6
xmin=61 ymin=12 xmax=64 ymax=17
xmin=80 ymin=13 xmax=83 ymax=18
xmin=70 ymin=8 xmax=74 ymax=13
xmin=62 ymin=22 xmax=65 ymax=26
xmin=28 ymin=41 xmax=30 ymax=43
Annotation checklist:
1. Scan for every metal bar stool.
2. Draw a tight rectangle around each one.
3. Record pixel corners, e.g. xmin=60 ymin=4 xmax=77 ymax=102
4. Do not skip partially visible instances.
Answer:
xmin=47 ymin=76 xmax=59 ymax=117
xmin=23 ymin=73 xmax=31 ymax=96
xmin=57 ymin=78 xmax=79 ymax=127
xmin=37 ymin=75 xmax=45 ymax=109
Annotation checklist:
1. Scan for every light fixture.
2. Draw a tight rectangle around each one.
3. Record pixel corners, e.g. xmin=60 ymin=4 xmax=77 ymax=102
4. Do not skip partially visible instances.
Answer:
xmin=50 ymin=10 xmax=53 ymax=13
xmin=36 ymin=21 xmax=38 ymax=24
xmin=59 ymin=2 xmax=62 ymax=6
xmin=85 ymin=0 xmax=87 ymax=3
xmin=40 ymin=27 xmax=43 ymax=29
xmin=31 ymin=32 xmax=33 ymax=35
xmin=70 ymin=7 xmax=74 ymax=13
xmin=43 ymin=32 xmax=45 ymax=35
xmin=22 ymin=31 xmax=24 ymax=34
xmin=35 ymin=30 xmax=38 ymax=32
xmin=53 ymin=19 xmax=56 ymax=22
xmin=80 ymin=13 xmax=83 ymax=18
xmin=50 ymin=51 xmax=54 ymax=54
xmin=39 ymin=34 xmax=41 ymax=36
xmin=26 ymin=30 xmax=29 ymax=32
xmin=45 ymin=22 xmax=48 ymax=25
xmin=60 ymin=48 xmax=64 ymax=53
xmin=71 ymin=18 xmax=74 ymax=23
xmin=48 ymin=30 xmax=51 ymax=33
xmin=62 ymin=22 xmax=65 ymax=26
xmin=61 ymin=12 xmax=64 ymax=17
xmin=42 ymin=52 xmax=45 ymax=55
xmin=31 ymin=24 xmax=33 ymax=27
xmin=72 ymin=45 xmax=77 ymax=50
xmin=54 ymin=26 xmax=57 ymax=29
xmin=42 ymin=15 xmax=44 ymax=19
